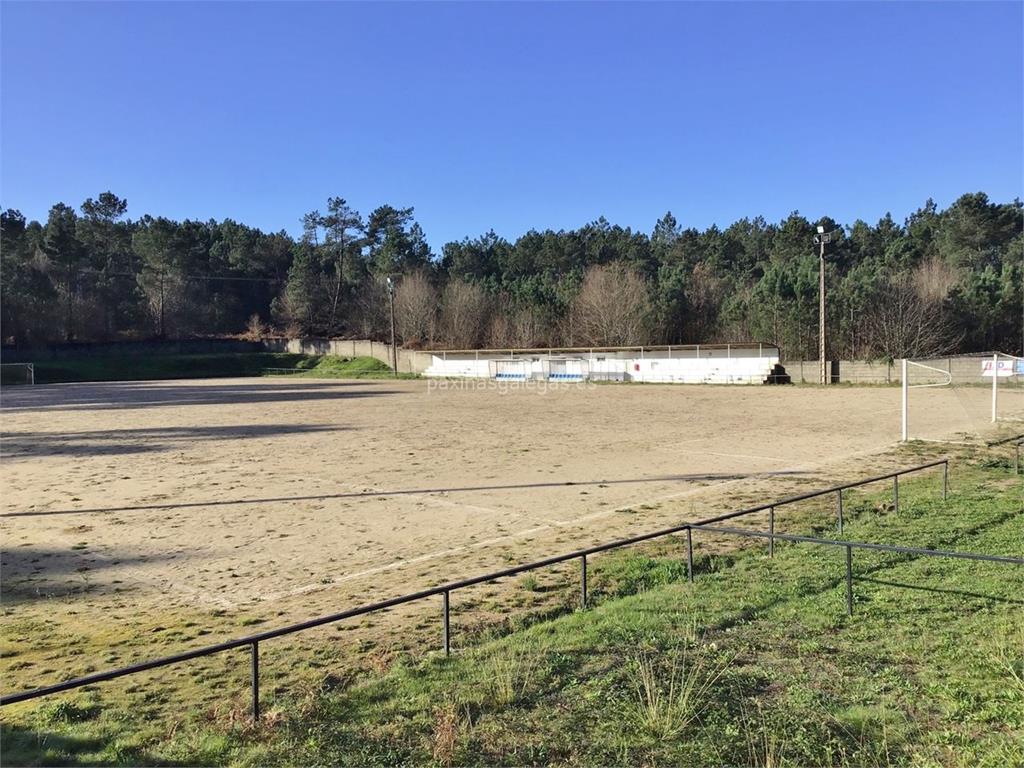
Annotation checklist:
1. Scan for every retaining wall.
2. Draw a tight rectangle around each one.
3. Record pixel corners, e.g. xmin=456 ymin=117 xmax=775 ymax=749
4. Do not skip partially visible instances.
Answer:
xmin=261 ymin=338 xmax=434 ymax=374
xmin=788 ymin=357 xmax=999 ymax=384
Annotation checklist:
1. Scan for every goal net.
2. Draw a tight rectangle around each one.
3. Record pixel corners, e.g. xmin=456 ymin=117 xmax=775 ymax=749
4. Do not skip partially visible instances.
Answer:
xmin=544 ymin=357 xmax=589 ymax=382
xmin=0 ymin=363 xmax=35 ymax=386
xmin=901 ymin=353 xmax=1024 ymax=442
xmin=489 ymin=359 xmax=531 ymax=381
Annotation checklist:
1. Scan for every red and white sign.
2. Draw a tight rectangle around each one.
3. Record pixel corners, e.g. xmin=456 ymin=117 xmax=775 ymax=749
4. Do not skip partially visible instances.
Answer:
xmin=981 ymin=359 xmax=1014 ymax=377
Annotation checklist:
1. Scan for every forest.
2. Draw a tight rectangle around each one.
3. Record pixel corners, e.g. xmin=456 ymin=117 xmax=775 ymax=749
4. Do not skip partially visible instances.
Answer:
xmin=1 ymin=192 xmax=1020 ymax=359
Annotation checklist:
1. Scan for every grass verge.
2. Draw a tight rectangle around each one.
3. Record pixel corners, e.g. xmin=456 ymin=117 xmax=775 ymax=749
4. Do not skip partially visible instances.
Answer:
xmin=1 ymin=451 xmax=1021 ymax=766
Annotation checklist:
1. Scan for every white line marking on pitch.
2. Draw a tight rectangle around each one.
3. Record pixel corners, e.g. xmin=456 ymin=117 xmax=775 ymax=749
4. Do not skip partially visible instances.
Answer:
xmin=256 ymin=523 xmax=558 ymax=602
xmin=680 ymin=449 xmax=797 ymax=464
xmin=254 ymin=467 xmax=802 ymax=603
xmin=200 ymin=440 xmax=907 ymax=605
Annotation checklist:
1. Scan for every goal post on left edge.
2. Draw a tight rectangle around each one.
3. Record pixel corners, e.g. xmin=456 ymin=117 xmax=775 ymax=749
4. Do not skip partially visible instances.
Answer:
xmin=0 ymin=362 xmax=34 ymax=386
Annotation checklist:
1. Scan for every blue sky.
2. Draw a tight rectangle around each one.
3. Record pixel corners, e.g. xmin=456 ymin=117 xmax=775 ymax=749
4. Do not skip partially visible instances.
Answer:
xmin=2 ymin=1 xmax=1021 ymax=251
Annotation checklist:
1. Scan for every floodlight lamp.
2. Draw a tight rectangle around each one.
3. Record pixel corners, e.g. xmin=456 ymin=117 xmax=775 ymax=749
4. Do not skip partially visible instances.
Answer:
xmin=816 ymin=225 xmax=826 ymax=234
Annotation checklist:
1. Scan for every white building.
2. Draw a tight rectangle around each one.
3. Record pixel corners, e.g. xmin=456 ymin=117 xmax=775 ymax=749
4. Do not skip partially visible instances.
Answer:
xmin=422 ymin=343 xmax=785 ymax=385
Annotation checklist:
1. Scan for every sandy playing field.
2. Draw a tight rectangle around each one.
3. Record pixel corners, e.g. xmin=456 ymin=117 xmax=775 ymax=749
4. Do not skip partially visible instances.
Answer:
xmin=1 ymin=377 xmax=1019 ymax=699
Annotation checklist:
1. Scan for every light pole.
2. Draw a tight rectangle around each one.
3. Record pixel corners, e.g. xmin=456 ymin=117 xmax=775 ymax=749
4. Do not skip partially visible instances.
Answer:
xmin=386 ymin=276 xmax=398 ymax=377
xmin=813 ymin=226 xmax=840 ymax=385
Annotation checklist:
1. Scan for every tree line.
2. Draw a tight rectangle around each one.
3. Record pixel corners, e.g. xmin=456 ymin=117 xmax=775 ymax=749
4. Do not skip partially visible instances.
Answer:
xmin=1 ymin=191 xmax=1020 ymax=359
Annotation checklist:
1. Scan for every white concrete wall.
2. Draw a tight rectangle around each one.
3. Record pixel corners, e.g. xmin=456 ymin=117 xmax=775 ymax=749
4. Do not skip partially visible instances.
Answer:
xmin=630 ymin=356 xmax=780 ymax=384
xmin=424 ymin=356 xmax=492 ymax=378
xmin=423 ymin=351 xmax=780 ymax=384
xmin=588 ymin=358 xmax=629 ymax=376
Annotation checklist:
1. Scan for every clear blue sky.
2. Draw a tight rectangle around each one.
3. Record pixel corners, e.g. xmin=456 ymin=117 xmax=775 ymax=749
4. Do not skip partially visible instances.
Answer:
xmin=2 ymin=1 xmax=1021 ymax=251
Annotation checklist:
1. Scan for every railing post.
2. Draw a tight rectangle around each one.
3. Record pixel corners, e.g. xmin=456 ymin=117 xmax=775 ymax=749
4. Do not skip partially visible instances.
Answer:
xmin=768 ymin=507 xmax=775 ymax=558
xmin=836 ymin=490 xmax=844 ymax=535
xmin=845 ymin=545 xmax=853 ymax=616
xmin=686 ymin=527 xmax=694 ymax=583
xmin=442 ymin=590 xmax=451 ymax=657
xmin=250 ymin=641 xmax=259 ymax=722
xmin=893 ymin=476 xmax=899 ymax=513
xmin=580 ymin=555 xmax=588 ymax=609
xmin=943 ymin=462 xmax=949 ymax=499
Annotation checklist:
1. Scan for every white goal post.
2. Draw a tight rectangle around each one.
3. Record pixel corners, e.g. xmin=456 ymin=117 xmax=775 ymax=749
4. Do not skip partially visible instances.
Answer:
xmin=984 ymin=351 xmax=1024 ymax=424
xmin=0 ymin=362 xmax=35 ymax=385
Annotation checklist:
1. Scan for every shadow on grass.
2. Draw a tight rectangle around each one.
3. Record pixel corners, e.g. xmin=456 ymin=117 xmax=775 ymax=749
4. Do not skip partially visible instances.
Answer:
xmin=0 ymin=546 xmax=187 ymax=604
xmin=0 ymin=723 xmax=191 ymax=767
xmin=855 ymin=576 xmax=1024 ymax=605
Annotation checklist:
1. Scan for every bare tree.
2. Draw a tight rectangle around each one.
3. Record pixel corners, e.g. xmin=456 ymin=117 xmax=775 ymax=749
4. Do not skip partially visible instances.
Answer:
xmin=866 ymin=272 xmax=960 ymax=359
xmin=570 ymin=263 xmax=653 ymax=346
xmin=488 ymin=296 xmax=546 ymax=348
xmin=439 ymin=279 xmax=491 ymax=348
xmin=395 ymin=270 xmax=438 ymax=347
xmin=352 ymin=278 xmax=389 ymax=339
xmin=912 ymin=255 xmax=961 ymax=304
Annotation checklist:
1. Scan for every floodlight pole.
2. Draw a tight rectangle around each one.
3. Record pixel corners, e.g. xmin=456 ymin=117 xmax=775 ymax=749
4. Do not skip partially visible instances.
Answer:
xmin=386 ymin=277 xmax=398 ymax=377
xmin=819 ymin=238 xmax=827 ymax=385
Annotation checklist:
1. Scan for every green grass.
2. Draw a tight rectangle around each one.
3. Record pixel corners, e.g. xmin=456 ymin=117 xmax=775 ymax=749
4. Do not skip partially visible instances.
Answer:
xmin=293 ymin=355 xmax=415 ymax=379
xmin=1 ymin=454 xmax=1021 ymax=766
xmin=6 ymin=354 xmax=408 ymax=384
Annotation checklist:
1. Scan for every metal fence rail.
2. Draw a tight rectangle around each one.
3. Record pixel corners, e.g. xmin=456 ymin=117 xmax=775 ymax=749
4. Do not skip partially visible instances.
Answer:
xmin=986 ymin=433 xmax=1024 ymax=474
xmin=0 ymin=459 xmax=952 ymax=714
xmin=687 ymin=523 xmax=1024 ymax=615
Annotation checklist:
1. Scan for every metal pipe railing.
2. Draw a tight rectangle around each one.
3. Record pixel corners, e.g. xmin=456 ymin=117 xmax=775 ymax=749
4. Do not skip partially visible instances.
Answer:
xmin=986 ymin=433 xmax=1024 ymax=474
xmin=0 ymin=458 xmax=953 ymax=711
xmin=688 ymin=523 xmax=1024 ymax=615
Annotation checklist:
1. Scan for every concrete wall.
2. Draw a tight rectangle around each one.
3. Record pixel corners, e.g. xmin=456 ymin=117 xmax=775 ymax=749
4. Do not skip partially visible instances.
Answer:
xmin=261 ymin=337 xmax=434 ymax=374
xmin=423 ymin=350 xmax=781 ymax=384
xmin=788 ymin=356 xmax=1002 ymax=384
xmin=631 ymin=355 xmax=779 ymax=384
